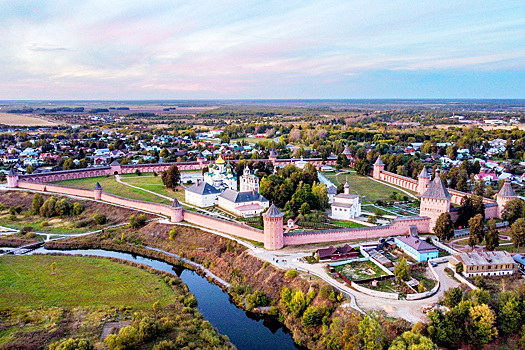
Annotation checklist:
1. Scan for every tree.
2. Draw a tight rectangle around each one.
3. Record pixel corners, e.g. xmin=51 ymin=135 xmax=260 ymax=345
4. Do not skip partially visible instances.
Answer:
xmin=300 ymin=202 xmax=311 ymax=216
xmin=311 ymin=182 xmax=329 ymax=210
xmin=389 ymin=331 xmax=437 ymax=350
xmin=468 ymin=214 xmax=485 ymax=248
xmin=510 ymin=218 xmax=525 ymax=250
xmin=32 ymin=193 xmax=44 ymax=215
xmin=302 ymin=306 xmax=323 ymax=327
xmin=161 ymin=164 xmax=181 ymax=190
xmin=55 ymin=198 xmax=71 ymax=216
xmin=502 ymin=198 xmax=525 ymax=224
xmin=394 ymin=257 xmax=410 ymax=281
xmin=40 ymin=196 xmax=57 ymax=218
xmin=500 ymin=296 xmax=521 ymax=334
xmin=289 ymin=290 xmax=307 ymax=317
xmin=485 ymin=219 xmax=499 ymax=251
xmin=468 ymin=303 xmax=498 ymax=345
xmin=355 ymin=160 xmax=371 ymax=176
xmin=434 ymin=213 xmax=454 ymax=241
xmin=358 ymin=316 xmax=383 ymax=350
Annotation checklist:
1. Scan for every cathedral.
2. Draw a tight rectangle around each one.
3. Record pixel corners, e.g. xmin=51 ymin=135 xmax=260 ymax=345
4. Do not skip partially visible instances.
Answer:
xmin=203 ymin=155 xmax=237 ymax=191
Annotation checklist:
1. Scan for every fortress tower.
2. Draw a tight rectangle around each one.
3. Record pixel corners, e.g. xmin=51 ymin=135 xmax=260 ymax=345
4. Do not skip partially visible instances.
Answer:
xmin=418 ymin=167 xmax=431 ymax=196
xmin=373 ymin=156 xmax=384 ymax=179
xmin=496 ymin=179 xmax=517 ymax=219
xmin=197 ymin=152 xmax=205 ymax=167
xmin=240 ymin=165 xmax=259 ymax=192
xmin=171 ymin=198 xmax=184 ymax=222
xmin=263 ymin=204 xmax=284 ymax=250
xmin=93 ymin=182 xmax=103 ymax=200
xmin=6 ymin=168 xmax=18 ymax=188
xmin=419 ymin=169 xmax=451 ymax=232
xmin=269 ymin=150 xmax=277 ymax=166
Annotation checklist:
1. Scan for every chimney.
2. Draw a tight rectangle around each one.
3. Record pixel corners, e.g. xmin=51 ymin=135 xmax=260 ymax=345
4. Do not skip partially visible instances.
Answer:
xmin=252 ymin=189 xmax=255 ymax=196
xmin=197 ymin=179 xmax=200 ymax=186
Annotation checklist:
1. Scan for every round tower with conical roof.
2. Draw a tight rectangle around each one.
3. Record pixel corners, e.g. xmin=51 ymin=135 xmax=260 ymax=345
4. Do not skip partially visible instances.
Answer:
xmin=497 ymin=179 xmax=517 ymax=219
xmin=93 ymin=182 xmax=103 ymax=200
xmin=263 ymin=204 xmax=284 ymax=250
xmin=171 ymin=198 xmax=184 ymax=222
xmin=373 ymin=156 xmax=384 ymax=179
xmin=197 ymin=153 xmax=205 ymax=167
xmin=417 ymin=167 xmax=431 ymax=195
xmin=419 ymin=169 xmax=451 ymax=232
xmin=269 ymin=150 xmax=277 ymax=166
xmin=6 ymin=168 xmax=18 ymax=188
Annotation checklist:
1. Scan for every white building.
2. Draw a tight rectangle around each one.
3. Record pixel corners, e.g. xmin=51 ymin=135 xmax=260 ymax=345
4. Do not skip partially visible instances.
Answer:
xmin=185 ymin=180 xmax=221 ymax=207
xmin=203 ymin=155 xmax=237 ymax=191
xmin=330 ymin=181 xmax=361 ymax=220
xmin=217 ymin=189 xmax=269 ymax=217
xmin=240 ymin=165 xmax=259 ymax=192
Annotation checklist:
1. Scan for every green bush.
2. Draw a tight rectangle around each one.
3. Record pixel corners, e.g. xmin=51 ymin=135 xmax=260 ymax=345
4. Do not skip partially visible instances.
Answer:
xmin=153 ymin=340 xmax=176 ymax=350
xmin=246 ymin=291 xmax=269 ymax=308
xmin=285 ymin=269 xmax=297 ymax=279
xmin=49 ymin=338 xmax=94 ymax=350
xmin=93 ymin=213 xmax=107 ymax=225
xmin=302 ymin=306 xmax=324 ymax=327
xmin=55 ymin=198 xmax=72 ymax=216
xmin=72 ymin=202 xmax=84 ymax=215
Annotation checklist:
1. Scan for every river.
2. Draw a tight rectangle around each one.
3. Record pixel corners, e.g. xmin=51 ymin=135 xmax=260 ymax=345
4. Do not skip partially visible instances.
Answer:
xmin=25 ymin=247 xmax=302 ymax=350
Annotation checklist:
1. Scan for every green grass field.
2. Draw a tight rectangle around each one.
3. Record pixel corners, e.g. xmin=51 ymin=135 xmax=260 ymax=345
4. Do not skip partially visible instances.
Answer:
xmin=323 ymin=170 xmax=416 ymax=203
xmin=52 ymin=176 xmax=172 ymax=205
xmin=0 ymin=255 xmax=176 ymax=309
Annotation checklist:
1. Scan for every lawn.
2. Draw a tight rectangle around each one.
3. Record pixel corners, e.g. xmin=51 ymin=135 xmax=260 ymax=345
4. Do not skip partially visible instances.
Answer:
xmin=52 ymin=175 xmax=172 ymax=205
xmin=0 ymin=255 xmax=176 ymax=309
xmin=334 ymin=260 xmax=387 ymax=281
xmin=322 ymin=171 xmax=416 ymax=204
xmin=330 ymin=220 xmax=367 ymax=228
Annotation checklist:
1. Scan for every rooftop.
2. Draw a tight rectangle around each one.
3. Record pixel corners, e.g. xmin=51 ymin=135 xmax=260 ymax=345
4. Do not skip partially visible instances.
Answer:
xmin=395 ymin=235 xmax=438 ymax=253
xmin=498 ymin=179 xmax=516 ymax=198
xmin=263 ymin=204 xmax=284 ymax=218
xmin=420 ymin=170 xmax=451 ymax=201
xmin=457 ymin=251 xmax=515 ymax=266
xmin=218 ymin=188 xmax=268 ymax=203
xmin=185 ymin=181 xmax=221 ymax=195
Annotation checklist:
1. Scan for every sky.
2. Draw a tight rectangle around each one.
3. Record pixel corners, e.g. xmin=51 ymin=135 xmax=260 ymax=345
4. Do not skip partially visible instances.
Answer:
xmin=1 ymin=1 xmax=525 ymax=100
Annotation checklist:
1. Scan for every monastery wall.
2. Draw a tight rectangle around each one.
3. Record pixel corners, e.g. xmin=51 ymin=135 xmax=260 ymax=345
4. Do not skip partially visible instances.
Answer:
xmin=17 ymin=181 xmax=96 ymax=198
xmin=283 ymin=217 xmax=430 ymax=246
xmin=183 ymin=211 xmax=265 ymax=242
xmin=378 ymin=171 xmax=418 ymax=193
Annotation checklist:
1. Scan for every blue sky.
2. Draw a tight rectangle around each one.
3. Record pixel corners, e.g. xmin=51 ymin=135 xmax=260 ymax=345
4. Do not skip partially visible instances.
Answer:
xmin=1 ymin=1 xmax=524 ymax=99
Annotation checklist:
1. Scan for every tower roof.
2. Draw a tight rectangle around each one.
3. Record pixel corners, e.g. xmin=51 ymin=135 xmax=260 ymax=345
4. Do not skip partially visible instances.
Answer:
xmin=215 ymin=155 xmax=225 ymax=165
xmin=498 ymin=179 xmax=516 ymax=198
xmin=420 ymin=170 xmax=451 ymax=201
xmin=8 ymin=168 xmax=17 ymax=176
xmin=374 ymin=156 xmax=384 ymax=166
xmin=110 ymin=160 xmax=120 ymax=166
xmin=419 ymin=167 xmax=430 ymax=178
xmin=344 ymin=181 xmax=349 ymax=189
xmin=269 ymin=150 xmax=276 ymax=157
xmin=263 ymin=204 xmax=284 ymax=218
xmin=94 ymin=182 xmax=103 ymax=190
xmin=343 ymin=145 xmax=351 ymax=155
xmin=197 ymin=152 xmax=204 ymax=159
xmin=172 ymin=198 xmax=182 ymax=208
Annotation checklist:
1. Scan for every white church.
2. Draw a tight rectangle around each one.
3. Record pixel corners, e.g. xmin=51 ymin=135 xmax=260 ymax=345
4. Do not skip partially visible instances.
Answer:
xmin=203 ymin=155 xmax=237 ymax=191
xmin=330 ymin=181 xmax=361 ymax=220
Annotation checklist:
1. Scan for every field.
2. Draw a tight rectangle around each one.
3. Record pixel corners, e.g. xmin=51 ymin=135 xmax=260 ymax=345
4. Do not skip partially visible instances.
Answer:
xmin=322 ymin=170 xmax=416 ymax=203
xmin=0 ymin=112 xmax=58 ymax=126
xmin=52 ymin=175 xmax=173 ymax=205
xmin=0 ymin=255 xmax=175 ymax=309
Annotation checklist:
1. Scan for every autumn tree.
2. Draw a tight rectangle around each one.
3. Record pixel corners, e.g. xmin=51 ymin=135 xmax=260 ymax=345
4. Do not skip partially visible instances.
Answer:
xmin=357 ymin=316 xmax=383 ymax=350
xmin=394 ymin=257 xmax=410 ymax=281
xmin=161 ymin=164 xmax=181 ymax=190
xmin=388 ymin=331 xmax=437 ymax=350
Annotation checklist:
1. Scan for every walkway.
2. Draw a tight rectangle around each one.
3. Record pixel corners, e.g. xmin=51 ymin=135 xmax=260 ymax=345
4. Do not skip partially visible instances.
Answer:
xmin=115 ymin=175 xmax=235 ymax=222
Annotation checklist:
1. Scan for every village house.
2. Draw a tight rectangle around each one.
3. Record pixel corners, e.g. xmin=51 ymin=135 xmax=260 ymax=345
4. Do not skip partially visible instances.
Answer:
xmin=394 ymin=235 xmax=438 ymax=262
xmin=449 ymin=251 xmax=516 ymax=277
xmin=316 ymin=244 xmax=359 ymax=261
